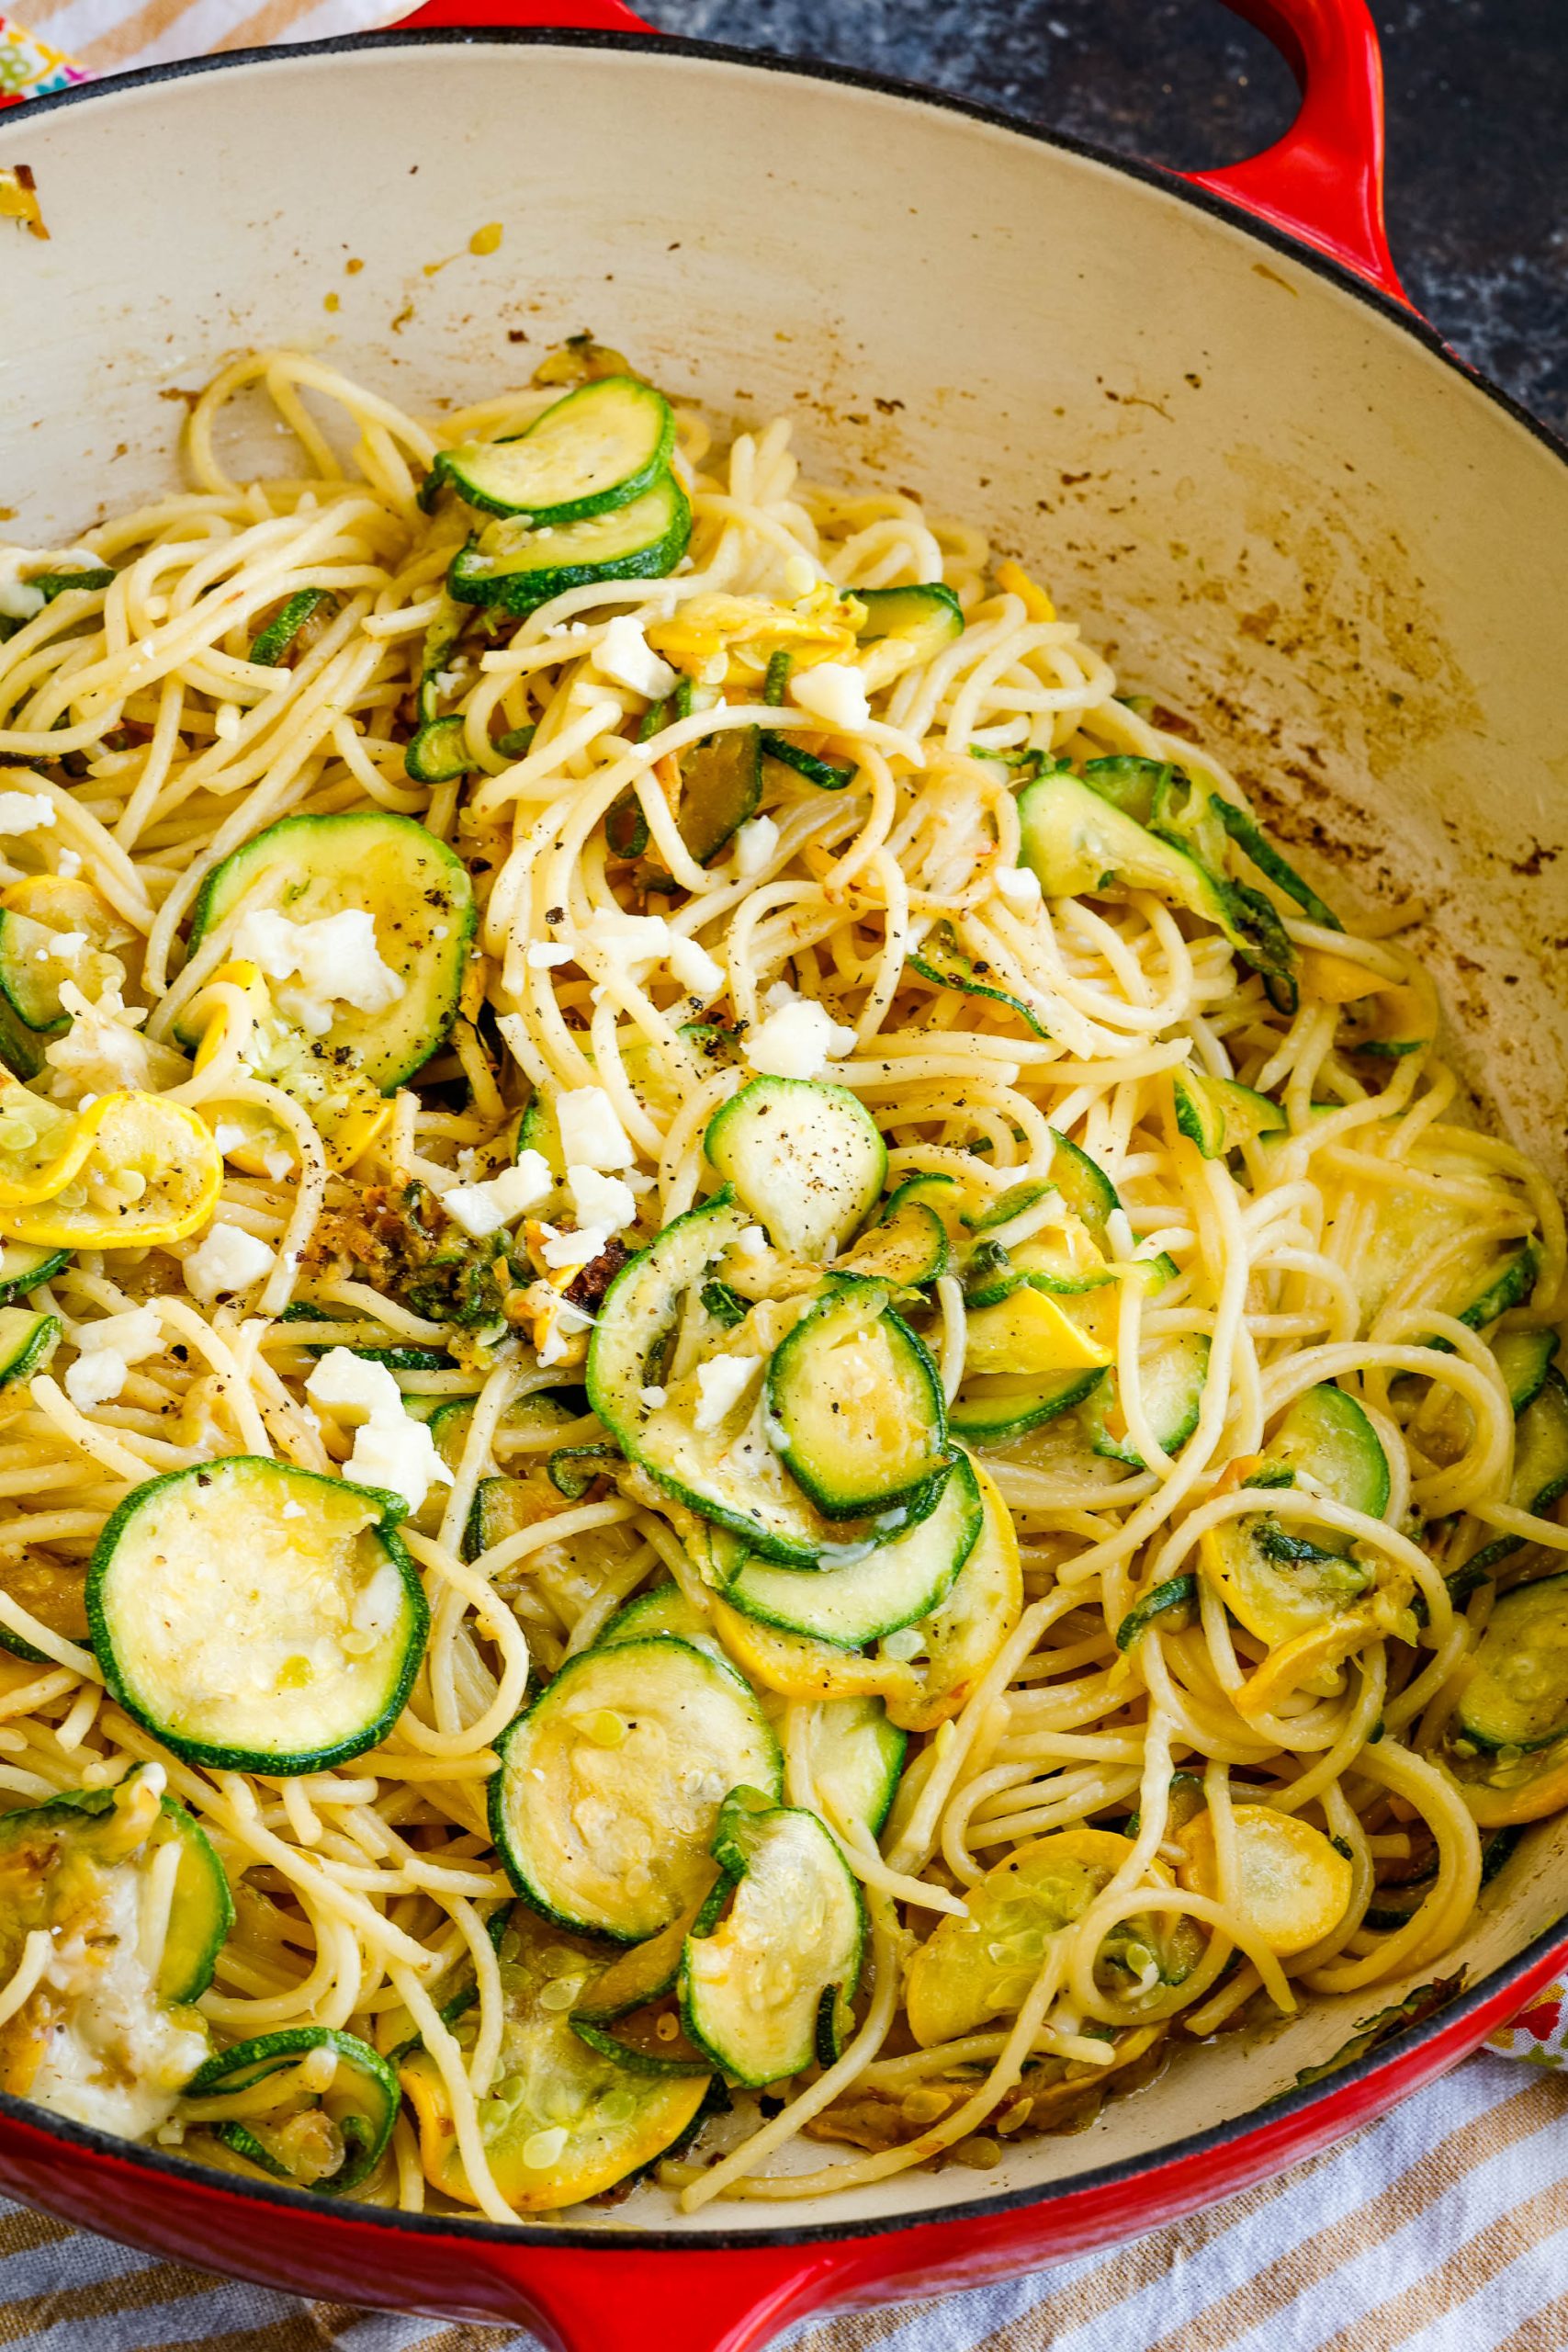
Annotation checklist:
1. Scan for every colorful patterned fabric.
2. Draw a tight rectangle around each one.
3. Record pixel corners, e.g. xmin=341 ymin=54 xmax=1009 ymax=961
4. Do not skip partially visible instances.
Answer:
xmin=0 ymin=8 xmax=85 ymax=98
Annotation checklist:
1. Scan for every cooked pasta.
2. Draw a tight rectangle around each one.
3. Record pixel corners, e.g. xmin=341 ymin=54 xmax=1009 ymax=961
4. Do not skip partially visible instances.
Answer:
xmin=0 ymin=340 xmax=1560 ymax=2217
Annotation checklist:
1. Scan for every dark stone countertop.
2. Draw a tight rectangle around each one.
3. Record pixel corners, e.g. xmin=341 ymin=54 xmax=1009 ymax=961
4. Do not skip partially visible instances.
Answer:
xmin=650 ymin=0 xmax=1568 ymax=436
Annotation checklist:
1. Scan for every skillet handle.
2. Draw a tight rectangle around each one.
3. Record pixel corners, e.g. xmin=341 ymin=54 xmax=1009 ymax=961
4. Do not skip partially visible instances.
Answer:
xmin=1189 ymin=0 xmax=1408 ymax=305
xmin=467 ymin=2241 xmax=855 ymax=2352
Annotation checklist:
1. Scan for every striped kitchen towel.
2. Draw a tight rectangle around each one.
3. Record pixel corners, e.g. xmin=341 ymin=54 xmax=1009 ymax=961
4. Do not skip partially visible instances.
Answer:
xmin=0 ymin=0 xmax=382 ymax=93
xmin=0 ymin=2052 xmax=1562 ymax=2351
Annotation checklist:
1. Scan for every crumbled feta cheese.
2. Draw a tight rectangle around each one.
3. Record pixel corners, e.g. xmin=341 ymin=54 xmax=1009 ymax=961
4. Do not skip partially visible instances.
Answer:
xmin=306 ymin=1347 xmax=402 ymax=1428
xmin=0 ymin=791 xmax=55 ymax=836
xmin=0 ymin=545 xmax=101 ymax=623
xmin=280 ymin=1497 xmax=307 ymax=1521
xmin=666 ymin=934 xmax=726 ymax=1000
xmin=44 ymin=982 xmax=158 ymax=1099
xmin=737 ymin=1224 xmax=769 ymax=1257
xmin=50 ymin=932 xmax=88 ymax=964
xmin=538 ymin=1221 xmax=610 ymax=1271
xmin=567 ymin=1166 xmax=637 ymax=1233
xmin=526 ymin=941 xmax=575 ymax=970
xmin=788 ymin=662 xmax=870 ymax=731
xmin=62 ymin=1306 xmax=164 ymax=1411
xmin=55 ymin=849 xmax=82 ymax=879
xmin=734 ymin=815 xmax=780 ymax=878
xmin=441 ymin=1151 xmax=555 ymax=1238
xmin=232 ymin=908 xmax=404 ymax=1025
xmin=996 ymin=864 xmax=1043 ymax=909
xmin=557 ymin=1086 xmax=636 ymax=1171
xmin=580 ymin=908 xmax=673 ymax=971
xmin=592 ymin=615 xmax=679 ymax=701
xmin=747 ymin=989 xmax=858 ymax=1080
xmin=344 ymin=1410 xmax=450 ymax=1516
xmin=639 ymin=1385 xmax=667 ymax=1408
xmin=184 ymin=1222 xmax=275 ymax=1304
xmin=306 ymin=1348 xmax=450 ymax=1512
xmin=63 ymin=1350 xmax=131 ymax=1410
xmin=694 ymin=1352 xmax=758 ymax=1433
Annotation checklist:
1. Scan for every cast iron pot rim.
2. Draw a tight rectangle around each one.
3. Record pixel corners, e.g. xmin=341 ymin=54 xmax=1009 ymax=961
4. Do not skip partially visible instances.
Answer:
xmin=5 ymin=17 xmax=1567 ymax=2256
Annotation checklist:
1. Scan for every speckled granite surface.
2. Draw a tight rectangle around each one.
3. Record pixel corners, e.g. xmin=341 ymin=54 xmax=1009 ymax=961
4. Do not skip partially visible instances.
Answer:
xmin=650 ymin=0 xmax=1568 ymax=435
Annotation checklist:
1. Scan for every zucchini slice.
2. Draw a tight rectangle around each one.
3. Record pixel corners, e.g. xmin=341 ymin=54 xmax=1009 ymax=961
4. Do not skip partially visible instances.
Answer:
xmin=725 ymin=1450 xmax=981 ymax=1646
xmin=1084 ymin=1333 xmax=1211 ymax=1467
xmin=1115 ymin=1571 xmax=1199 ymax=1651
xmin=186 ymin=2027 xmax=397 ymax=2194
xmin=0 ymin=1770 xmax=231 ymax=2010
xmin=1458 ymin=1573 xmax=1568 ymax=1753
xmin=760 ymin=731 xmax=855 ymax=791
xmin=672 ymin=729 xmax=762 ymax=866
xmin=905 ymin=1828 xmax=1200 ymax=2046
xmin=1201 ymin=1385 xmax=1388 ymax=1649
xmin=1450 ymin=1368 xmax=1568 ymax=1596
xmin=1177 ymin=1804 xmax=1352 ymax=1958
xmin=811 ymin=1696 xmax=908 ymax=1837
xmin=705 ymin=1077 xmax=886 ymax=1262
xmin=183 ymin=810 xmax=474 ymax=1098
xmin=490 ymin=1634 xmax=781 ymax=1941
xmin=400 ymin=1905 xmax=708 ymax=2212
xmin=680 ymin=1788 xmax=864 ymax=2086
xmin=597 ymin=1582 xmax=725 ymax=1659
xmin=1172 ymin=1070 xmax=1286 ymax=1158
xmin=449 ymin=473 xmax=692 ymax=616
xmin=764 ymin=1280 xmax=948 ymax=1520
xmin=1494 ymin=1329 xmax=1559 ymax=1416
xmin=250 ymin=589 xmax=333 ymax=669
xmin=0 ymin=1304 xmax=57 ymax=1391
xmin=948 ymin=1364 xmax=1107 ymax=1446
xmin=431 ymin=378 xmax=675 ymax=524
xmin=840 ymin=1198 xmax=952 ymax=1289
xmin=909 ymin=921 xmax=1047 ymax=1036
xmin=963 ymin=1285 xmax=1111 ymax=1380
xmin=403 ymin=715 xmax=474 ymax=784
xmin=0 ymin=1546 xmax=90 ymax=1664
xmin=591 ymin=1192 xmax=941 ymax=1565
xmin=0 ymin=1239 xmax=68 ymax=1306
xmin=1049 ymin=1129 xmax=1121 ymax=1243
xmin=1018 ymin=769 xmax=1296 ymax=1007
xmin=855 ymin=582 xmax=964 ymax=669
xmin=88 ymin=1459 xmax=428 ymax=1776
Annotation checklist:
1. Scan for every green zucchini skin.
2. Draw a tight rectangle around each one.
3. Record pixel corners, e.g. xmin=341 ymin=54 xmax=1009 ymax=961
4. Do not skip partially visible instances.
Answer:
xmin=1449 ymin=1367 xmax=1568 ymax=1599
xmin=448 ymin=475 xmax=692 ymax=616
xmin=855 ymin=582 xmax=964 ymax=655
xmin=489 ymin=1634 xmax=782 ymax=1943
xmin=186 ymin=2026 xmax=399 ymax=2193
xmin=86 ymin=1459 xmax=428 ymax=1777
xmin=909 ymin=920 xmax=1047 ymax=1037
xmin=0 ymin=1306 xmax=59 ymax=1391
xmin=1458 ymin=1571 xmax=1568 ymax=1753
xmin=763 ymin=1281 xmax=949 ymax=1521
xmin=725 ymin=1452 xmax=981 ymax=1647
xmin=679 ymin=1788 xmax=864 ymax=2086
xmin=760 ymin=732 xmax=855 ymax=790
xmin=403 ymin=715 xmax=475 ymax=783
xmin=431 ymin=377 xmax=675 ymax=525
xmin=949 ymin=1364 xmax=1108 ymax=1446
xmin=183 ymin=808 xmax=476 ymax=1097
xmin=1115 ymin=1572 xmax=1199 ymax=1651
xmin=0 ymin=1243 xmax=70 ymax=1307
xmin=0 ymin=1778 xmax=233 ymax=2006
xmin=250 ymin=588 xmax=333 ymax=667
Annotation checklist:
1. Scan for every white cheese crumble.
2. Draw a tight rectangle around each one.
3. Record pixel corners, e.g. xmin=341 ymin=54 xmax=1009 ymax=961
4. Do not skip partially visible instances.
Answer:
xmin=592 ymin=615 xmax=679 ymax=701
xmin=537 ymin=1221 xmax=610 ymax=1272
xmin=557 ymin=1085 xmax=636 ymax=1171
xmin=305 ymin=1347 xmax=450 ymax=1515
xmin=55 ymin=848 xmax=82 ymax=879
xmin=567 ymin=1165 xmax=637 ymax=1234
xmin=0 ymin=545 xmax=101 ymax=623
xmin=62 ymin=1305 xmax=164 ymax=1412
xmin=536 ymin=1295 xmax=593 ymax=1368
xmin=184 ymin=1221 xmax=275 ymax=1304
xmin=232 ymin=907 xmax=404 ymax=1037
xmin=0 ymin=790 xmax=56 ymax=837
xmin=996 ymin=864 xmax=1043 ymax=909
xmin=666 ymin=934 xmax=725 ymax=1000
xmin=788 ymin=662 xmax=870 ymax=731
xmin=580 ymin=908 xmax=672 ymax=973
xmin=737 ymin=1224 xmax=769 ymax=1257
xmin=442 ymin=1151 xmax=555 ymax=1238
xmin=694 ymin=1352 xmax=758 ymax=1434
xmin=734 ymin=815 xmax=780 ymax=878
xmin=525 ymin=941 xmax=575 ymax=970
xmin=747 ymin=988 xmax=858 ymax=1080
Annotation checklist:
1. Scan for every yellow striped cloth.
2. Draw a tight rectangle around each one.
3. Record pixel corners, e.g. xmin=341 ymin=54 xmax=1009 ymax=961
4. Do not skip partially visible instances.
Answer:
xmin=0 ymin=2054 xmax=1562 ymax=2350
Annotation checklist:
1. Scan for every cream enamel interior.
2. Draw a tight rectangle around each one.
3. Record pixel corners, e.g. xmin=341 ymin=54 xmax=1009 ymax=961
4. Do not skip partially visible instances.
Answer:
xmin=3 ymin=34 xmax=1567 ymax=2232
